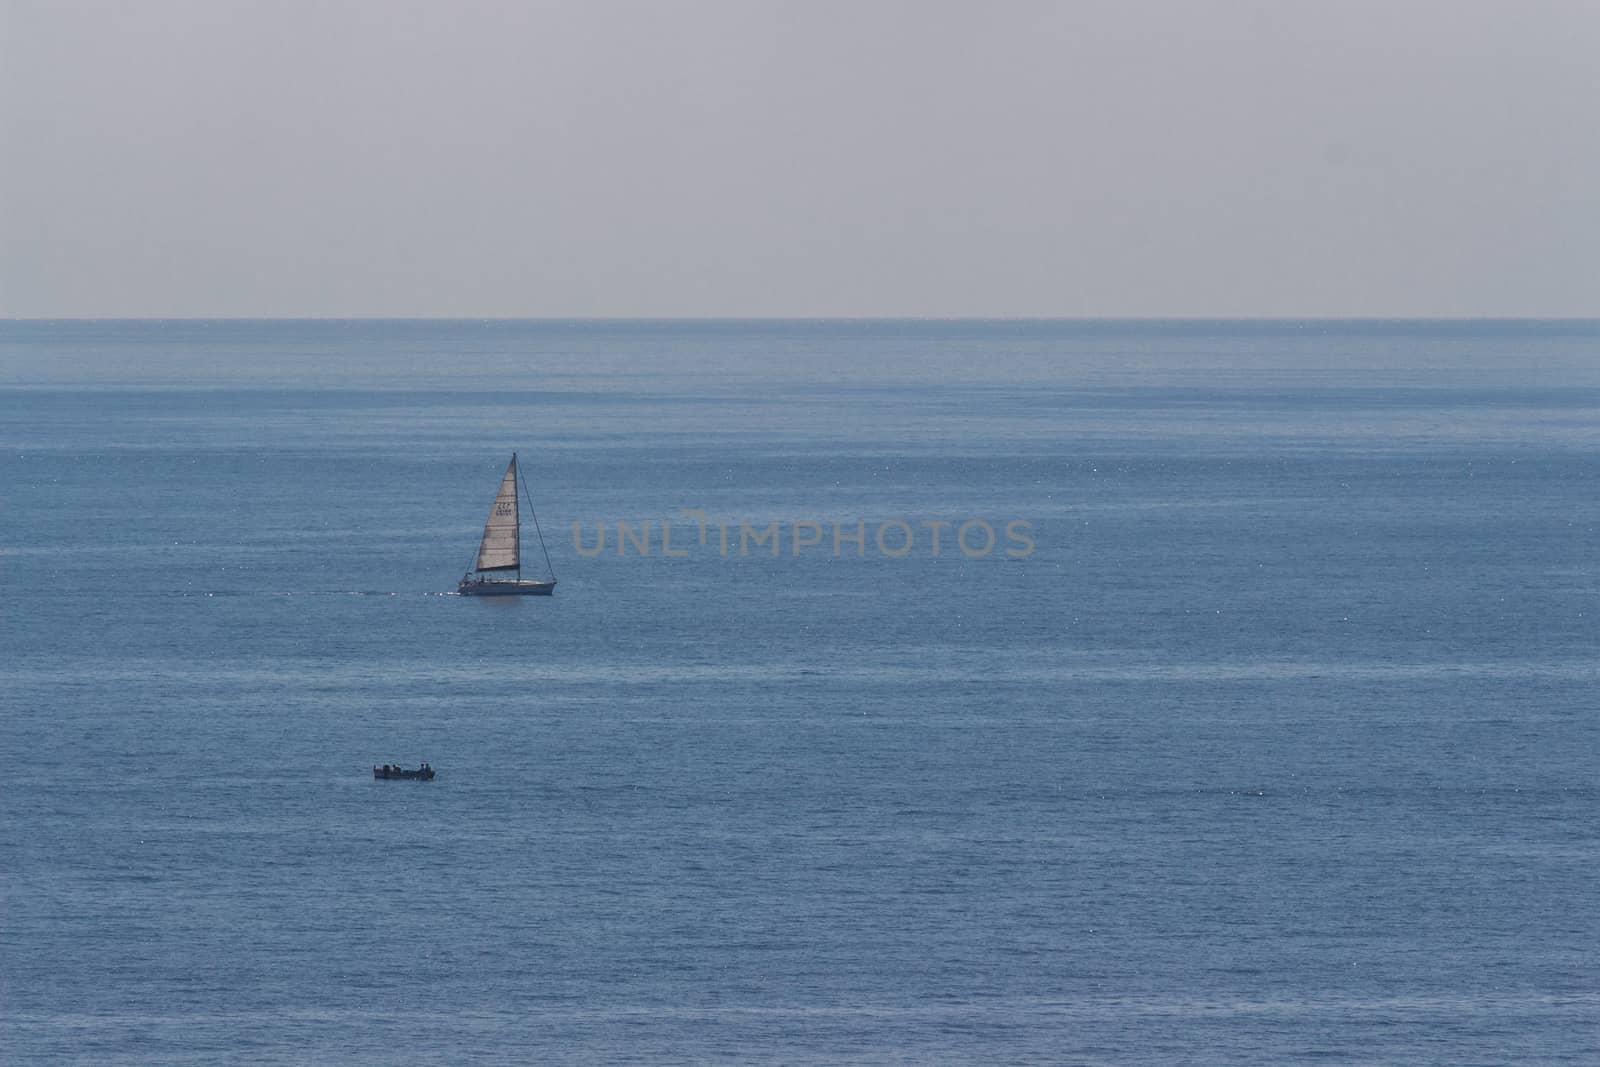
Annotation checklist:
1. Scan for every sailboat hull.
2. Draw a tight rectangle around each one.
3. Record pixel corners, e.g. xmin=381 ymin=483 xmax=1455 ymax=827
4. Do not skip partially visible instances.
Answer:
xmin=458 ymin=578 xmax=556 ymax=596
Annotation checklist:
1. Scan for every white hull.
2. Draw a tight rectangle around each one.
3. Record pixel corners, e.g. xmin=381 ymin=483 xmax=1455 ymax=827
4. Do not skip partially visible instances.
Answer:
xmin=458 ymin=577 xmax=556 ymax=597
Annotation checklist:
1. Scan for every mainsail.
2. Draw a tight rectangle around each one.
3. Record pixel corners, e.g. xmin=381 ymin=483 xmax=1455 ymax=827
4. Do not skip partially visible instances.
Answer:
xmin=474 ymin=455 xmax=520 ymax=571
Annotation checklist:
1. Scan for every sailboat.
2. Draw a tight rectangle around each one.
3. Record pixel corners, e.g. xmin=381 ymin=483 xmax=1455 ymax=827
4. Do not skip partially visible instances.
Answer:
xmin=457 ymin=452 xmax=557 ymax=596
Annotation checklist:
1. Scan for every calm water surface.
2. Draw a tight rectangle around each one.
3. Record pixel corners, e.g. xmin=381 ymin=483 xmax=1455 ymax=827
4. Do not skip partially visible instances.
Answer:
xmin=1 ymin=320 xmax=1597 ymax=1063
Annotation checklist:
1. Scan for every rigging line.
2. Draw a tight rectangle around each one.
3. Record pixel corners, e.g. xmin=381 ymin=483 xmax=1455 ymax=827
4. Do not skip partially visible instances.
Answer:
xmin=465 ymin=473 xmax=488 ymax=576
xmin=519 ymin=463 xmax=556 ymax=578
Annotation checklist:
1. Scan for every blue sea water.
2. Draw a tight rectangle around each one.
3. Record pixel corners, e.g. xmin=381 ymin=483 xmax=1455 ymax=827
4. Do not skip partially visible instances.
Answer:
xmin=1 ymin=319 xmax=1597 ymax=1064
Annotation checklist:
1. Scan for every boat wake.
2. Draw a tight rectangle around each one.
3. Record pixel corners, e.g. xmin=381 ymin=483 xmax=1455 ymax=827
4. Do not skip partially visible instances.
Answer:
xmin=168 ymin=590 xmax=424 ymax=598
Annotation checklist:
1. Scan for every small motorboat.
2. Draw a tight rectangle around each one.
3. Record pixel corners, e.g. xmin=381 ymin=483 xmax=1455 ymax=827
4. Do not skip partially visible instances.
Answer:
xmin=374 ymin=763 xmax=435 ymax=781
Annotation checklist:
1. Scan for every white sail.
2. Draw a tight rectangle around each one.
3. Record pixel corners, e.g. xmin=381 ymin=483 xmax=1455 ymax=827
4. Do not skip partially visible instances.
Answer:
xmin=475 ymin=456 xmax=520 ymax=571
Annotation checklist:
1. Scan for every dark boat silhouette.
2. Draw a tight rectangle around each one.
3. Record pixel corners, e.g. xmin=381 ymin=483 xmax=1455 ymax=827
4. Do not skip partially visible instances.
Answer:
xmin=374 ymin=763 xmax=435 ymax=781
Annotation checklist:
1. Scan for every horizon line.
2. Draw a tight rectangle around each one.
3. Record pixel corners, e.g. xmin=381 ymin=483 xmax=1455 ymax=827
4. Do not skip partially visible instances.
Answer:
xmin=3 ymin=315 xmax=1598 ymax=324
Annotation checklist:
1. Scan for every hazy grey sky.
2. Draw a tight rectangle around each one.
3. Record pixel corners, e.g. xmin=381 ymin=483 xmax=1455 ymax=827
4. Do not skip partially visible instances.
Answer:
xmin=2 ymin=0 xmax=1596 ymax=317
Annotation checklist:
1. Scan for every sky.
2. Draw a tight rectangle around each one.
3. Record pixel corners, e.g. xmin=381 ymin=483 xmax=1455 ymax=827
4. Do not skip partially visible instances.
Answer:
xmin=1 ymin=0 xmax=1596 ymax=318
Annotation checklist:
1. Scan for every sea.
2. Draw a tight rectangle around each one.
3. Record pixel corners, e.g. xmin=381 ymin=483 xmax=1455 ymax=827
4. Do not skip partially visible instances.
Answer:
xmin=1 ymin=319 xmax=1596 ymax=1064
